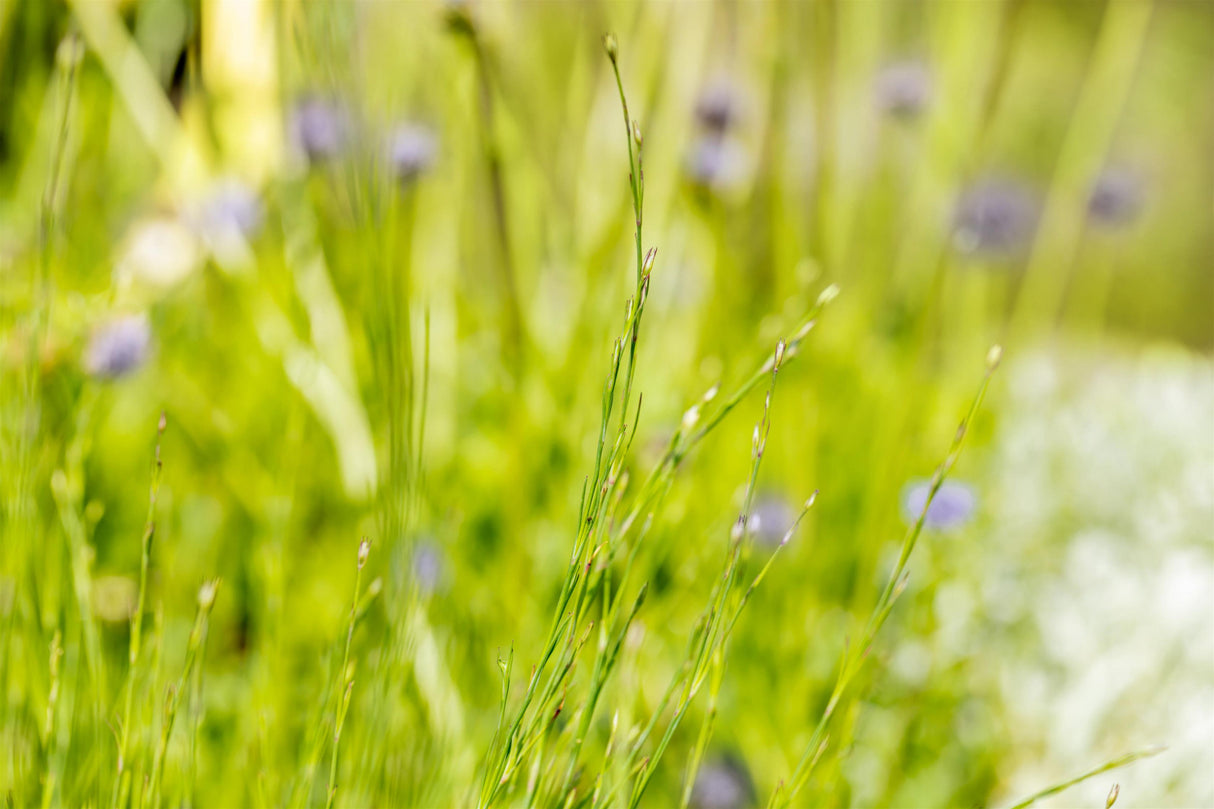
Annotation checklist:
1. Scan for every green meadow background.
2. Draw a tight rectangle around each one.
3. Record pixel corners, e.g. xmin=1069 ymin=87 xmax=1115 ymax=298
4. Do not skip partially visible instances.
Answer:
xmin=1 ymin=1 xmax=1211 ymax=807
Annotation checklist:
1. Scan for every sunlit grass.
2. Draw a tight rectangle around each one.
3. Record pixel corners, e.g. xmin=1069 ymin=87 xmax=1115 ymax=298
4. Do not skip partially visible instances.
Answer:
xmin=1 ymin=1 xmax=1210 ymax=807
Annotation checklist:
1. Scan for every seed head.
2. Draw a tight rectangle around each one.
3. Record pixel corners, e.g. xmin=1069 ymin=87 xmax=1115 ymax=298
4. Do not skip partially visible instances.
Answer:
xmin=357 ymin=538 xmax=370 ymax=569
xmin=681 ymin=403 xmax=702 ymax=433
xmin=197 ymin=579 xmax=219 ymax=612
xmin=986 ymin=344 xmax=1003 ymax=370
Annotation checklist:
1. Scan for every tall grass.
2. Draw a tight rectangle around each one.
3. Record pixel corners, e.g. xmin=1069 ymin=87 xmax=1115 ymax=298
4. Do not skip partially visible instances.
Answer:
xmin=0 ymin=1 xmax=1207 ymax=807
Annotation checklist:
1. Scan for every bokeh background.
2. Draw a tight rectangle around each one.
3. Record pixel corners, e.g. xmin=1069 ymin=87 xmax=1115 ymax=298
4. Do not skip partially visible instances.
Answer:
xmin=1 ymin=1 xmax=1211 ymax=807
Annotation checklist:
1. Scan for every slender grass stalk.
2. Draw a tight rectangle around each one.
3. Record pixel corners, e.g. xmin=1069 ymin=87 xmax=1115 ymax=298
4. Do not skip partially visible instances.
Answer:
xmin=145 ymin=580 xmax=220 ymax=809
xmin=186 ymin=602 xmax=212 ymax=809
xmin=447 ymin=4 xmax=524 ymax=370
xmin=325 ymin=539 xmax=370 ymax=809
xmin=475 ymin=36 xmax=655 ymax=807
xmin=1007 ymin=0 xmax=1153 ymax=341
xmin=47 ymin=395 xmax=107 ymax=769
xmin=1006 ymin=747 xmax=1165 ymax=809
xmin=113 ymin=412 xmax=167 ymax=809
xmin=5 ymin=37 xmax=81 ymax=803
xmin=476 ymin=40 xmax=842 ymax=808
xmin=625 ymin=341 xmax=809 ymax=809
xmin=38 ymin=630 xmax=63 ymax=809
xmin=771 ymin=345 xmax=1003 ymax=808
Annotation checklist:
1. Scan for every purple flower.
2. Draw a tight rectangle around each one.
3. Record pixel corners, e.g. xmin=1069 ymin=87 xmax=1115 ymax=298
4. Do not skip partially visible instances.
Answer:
xmin=952 ymin=178 xmax=1038 ymax=257
xmin=387 ymin=123 xmax=437 ymax=184
xmin=85 ymin=315 xmax=151 ymax=379
xmin=196 ymin=179 xmax=263 ymax=239
xmin=748 ymin=494 xmax=795 ymax=547
xmin=901 ymin=479 xmax=977 ymax=532
xmin=1088 ymin=168 xmax=1142 ymax=227
xmin=694 ymin=78 xmax=744 ymax=133
xmin=684 ymin=135 xmax=747 ymax=191
xmin=290 ymin=97 xmax=348 ymax=163
xmin=875 ymin=60 xmax=933 ymax=119
xmin=690 ymin=754 xmax=756 ymax=809
xmin=412 ymin=540 xmax=446 ymax=595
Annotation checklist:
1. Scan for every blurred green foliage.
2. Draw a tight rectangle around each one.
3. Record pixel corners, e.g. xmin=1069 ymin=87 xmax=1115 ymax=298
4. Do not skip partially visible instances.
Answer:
xmin=0 ymin=0 xmax=1210 ymax=807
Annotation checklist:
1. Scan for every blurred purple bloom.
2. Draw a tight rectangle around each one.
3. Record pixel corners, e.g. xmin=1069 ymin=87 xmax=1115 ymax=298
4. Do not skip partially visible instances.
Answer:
xmin=695 ymin=78 xmax=744 ymax=133
xmin=901 ymin=479 xmax=977 ymax=532
xmin=875 ymin=60 xmax=933 ymax=119
xmin=748 ymin=494 xmax=795 ymax=547
xmin=952 ymin=178 xmax=1038 ymax=257
xmin=685 ymin=135 xmax=747 ymax=190
xmin=1088 ymin=168 xmax=1142 ymax=227
xmin=690 ymin=754 xmax=756 ymax=809
xmin=85 ymin=315 xmax=151 ymax=379
xmin=290 ymin=97 xmax=348 ymax=163
xmin=387 ymin=124 xmax=437 ymax=183
xmin=412 ymin=540 xmax=446 ymax=595
xmin=197 ymin=179 xmax=263 ymax=239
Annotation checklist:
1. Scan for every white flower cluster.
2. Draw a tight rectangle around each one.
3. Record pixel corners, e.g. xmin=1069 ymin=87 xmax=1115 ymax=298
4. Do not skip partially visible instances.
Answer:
xmin=979 ymin=347 xmax=1213 ymax=807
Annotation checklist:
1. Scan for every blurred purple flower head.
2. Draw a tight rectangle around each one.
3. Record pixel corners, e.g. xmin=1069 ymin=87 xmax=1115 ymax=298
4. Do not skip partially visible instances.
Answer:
xmin=901 ymin=479 xmax=977 ymax=532
xmin=952 ymin=178 xmax=1038 ymax=257
xmin=85 ymin=314 xmax=151 ymax=379
xmin=387 ymin=123 xmax=437 ymax=184
xmin=684 ymin=135 xmax=748 ymax=191
xmin=290 ymin=97 xmax=348 ymax=163
xmin=196 ymin=179 xmax=263 ymax=239
xmin=695 ymin=78 xmax=744 ymax=134
xmin=748 ymin=494 xmax=795 ymax=547
xmin=1088 ymin=168 xmax=1143 ymax=227
xmin=875 ymin=60 xmax=933 ymax=119
xmin=690 ymin=753 xmax=756 ymax=809
xmin=412 ymin=540 xmax=446 ymax=595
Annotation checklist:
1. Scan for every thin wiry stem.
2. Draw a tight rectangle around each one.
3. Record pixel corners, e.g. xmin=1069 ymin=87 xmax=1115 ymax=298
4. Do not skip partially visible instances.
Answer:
xmin=1006 ymin=747 xmax=1165 ymax=809
xmin=774 ymin=345 xmax=1003 ymax=807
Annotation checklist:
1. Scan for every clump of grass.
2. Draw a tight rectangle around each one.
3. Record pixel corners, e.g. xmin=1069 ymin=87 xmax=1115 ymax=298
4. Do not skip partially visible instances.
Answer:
xmin=0 ymin=5 xmax=1197 ymax=807
xmin=475 ymin=36 xmax=834 ymax=809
